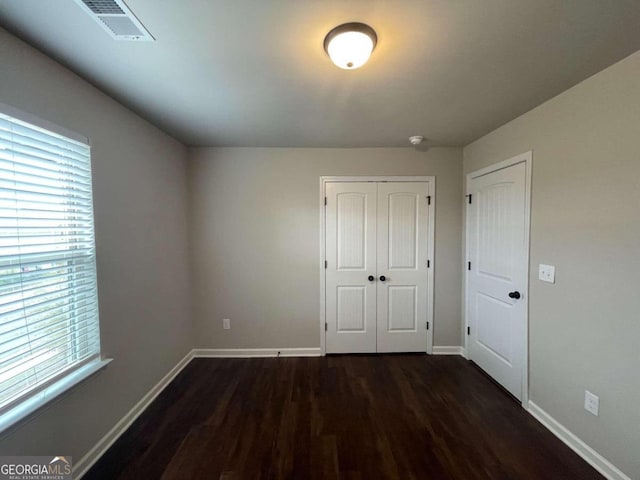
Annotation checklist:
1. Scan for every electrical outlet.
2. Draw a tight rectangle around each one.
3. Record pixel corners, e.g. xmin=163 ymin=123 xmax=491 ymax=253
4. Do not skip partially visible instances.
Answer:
xmin=584 ymin=390 xmax=599 ymax=416
xmin=222 ymin=318 xmax=231 ymax=330
xmin=539 ymin=264 xmax=556 ymax=283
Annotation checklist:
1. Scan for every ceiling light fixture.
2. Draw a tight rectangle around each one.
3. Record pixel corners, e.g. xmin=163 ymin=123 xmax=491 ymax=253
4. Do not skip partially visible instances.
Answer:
xmin=323 ymin=22 xmax=377 ymax=70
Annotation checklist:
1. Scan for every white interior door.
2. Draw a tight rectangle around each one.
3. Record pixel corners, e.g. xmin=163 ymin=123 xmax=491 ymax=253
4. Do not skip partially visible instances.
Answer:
xmin=467 ymin=162 xmax=527 ymax=400
xmin=325 ymin=180 xmax=432 ymax=354
xmin=325 ymin=182 xmax=377 ymax=353
xmin=376 ymin=182 xmax=430 ymax=352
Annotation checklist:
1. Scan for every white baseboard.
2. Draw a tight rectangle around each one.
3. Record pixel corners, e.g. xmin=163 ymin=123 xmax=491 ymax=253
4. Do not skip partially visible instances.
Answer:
xmin=193 ymin=348 xmax=322 ymax=358
xmin=528 ymin=401 xmax=631 ymax=480
xmin=74 ymin=350 xmax=195 ymax=479
xmin=432 ymin=346 xmax=466 ymax=356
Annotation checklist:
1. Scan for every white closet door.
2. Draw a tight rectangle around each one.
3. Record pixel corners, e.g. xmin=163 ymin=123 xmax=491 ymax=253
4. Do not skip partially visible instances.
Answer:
xmin=325 ymin=182 xmax=377 ymax=353
xmin=376 ymin=182 xmax=430 ymax=353
xmin=467 ymin=162 xmax=527 ymax=399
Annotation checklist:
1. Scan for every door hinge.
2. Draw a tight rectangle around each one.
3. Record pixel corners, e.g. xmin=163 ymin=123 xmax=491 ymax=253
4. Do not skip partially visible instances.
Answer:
xmin=467 ymin=261 xmax=471 ymax=271
xmin=427 ymin=259 xmax=431 ymax=268
xmin=325 ymin=322 xmax=328 ymax=331
xmin=426 ymin=195 xmax=431 ymax=205
xmin=324 ymin=196 xmax=327 ymax=206
xmin=467 ymin=326 xmax=470 ymax=335
xmin=324 ymin=260 xmax=328 ymax=269
xmin=426 ymin=321 xmax=430 ymax=330
xmin=466 ymin=194 xmax=472 ymax=204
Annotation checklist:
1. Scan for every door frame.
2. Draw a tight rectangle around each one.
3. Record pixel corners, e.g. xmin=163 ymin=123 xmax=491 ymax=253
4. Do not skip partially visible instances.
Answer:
xmin=319 ymin=176 xmax=436 ymax=356
xmin=464 ymin=151 xmax=532 ymax=407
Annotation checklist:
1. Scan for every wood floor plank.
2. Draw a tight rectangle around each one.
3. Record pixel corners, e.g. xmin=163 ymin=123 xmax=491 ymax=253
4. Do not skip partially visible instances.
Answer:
xmin=84 ymin=355 xmax=604 ymax=480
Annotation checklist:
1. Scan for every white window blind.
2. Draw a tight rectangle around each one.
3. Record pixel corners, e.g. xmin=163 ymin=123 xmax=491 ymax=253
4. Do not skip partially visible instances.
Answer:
xmin=0 ymin=110 xmax=101 ymax=416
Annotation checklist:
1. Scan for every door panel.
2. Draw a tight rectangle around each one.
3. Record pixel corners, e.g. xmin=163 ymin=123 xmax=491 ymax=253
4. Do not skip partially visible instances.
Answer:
xmin=468 ymin=162 xmax=526 ymax=399
xmin=475 ymin=293 xmax=513 ymax=365
xmin=337 ymin=287 xmax=367 ymax=332
xmin=337 ymin=193 xmax=367 ymax=270
xmin=477 ymin=183 xmax=515 ymax=281
xmin=387 ymin=286 xmax=417 ymax=331
xmin=377 ymin=182 xmax=430 ymax=352
xmin=325 ymin=182 xmax=377 ymax=353
xmin=388 ymin=193 xmax=418 ymax=269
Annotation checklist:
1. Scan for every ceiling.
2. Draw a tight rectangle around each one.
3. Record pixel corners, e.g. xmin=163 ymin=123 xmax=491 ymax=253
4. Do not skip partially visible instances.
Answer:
xmin=1 ymin=1 xmax=640 ymax=147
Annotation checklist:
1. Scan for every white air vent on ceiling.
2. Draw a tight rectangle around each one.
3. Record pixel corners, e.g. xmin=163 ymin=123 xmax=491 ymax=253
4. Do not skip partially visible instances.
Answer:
xmin=75 ymin=0 xmax=155 ymax=41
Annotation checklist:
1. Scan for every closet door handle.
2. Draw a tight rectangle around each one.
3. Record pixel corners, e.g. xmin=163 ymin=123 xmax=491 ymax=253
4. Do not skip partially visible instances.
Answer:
xmin=379 ymin=275 xmax=386 ymax=282
xmin=508 ymin=291 xmax=521 ymax=300
xmin=368 ymin=275 xmax=375 ymax=282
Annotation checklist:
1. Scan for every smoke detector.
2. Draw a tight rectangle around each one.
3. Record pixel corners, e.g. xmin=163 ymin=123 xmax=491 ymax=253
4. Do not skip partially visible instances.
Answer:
xmin=75 ymin=0 xmax=155 ymax=41
xmin=409 ymin=136 xmax=424 ymax=145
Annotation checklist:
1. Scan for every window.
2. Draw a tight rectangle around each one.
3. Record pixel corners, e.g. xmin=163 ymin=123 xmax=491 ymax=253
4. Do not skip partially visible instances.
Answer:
xmin=0 ymin=106 xmax=105 ymax=430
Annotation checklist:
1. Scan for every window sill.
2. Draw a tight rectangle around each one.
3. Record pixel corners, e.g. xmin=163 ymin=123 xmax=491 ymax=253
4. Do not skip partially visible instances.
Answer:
xmin=0 ymin=358 xmax=113 ymax=435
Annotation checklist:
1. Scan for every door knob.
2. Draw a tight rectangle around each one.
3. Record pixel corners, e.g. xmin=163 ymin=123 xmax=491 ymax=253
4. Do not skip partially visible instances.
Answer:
xmin=379 ymin=275 xmax=386 ymax=282
xmin=508 ymin=291 xmax=521 ymax=299
xmin=368 ymin=275 xmax=375 ymax=282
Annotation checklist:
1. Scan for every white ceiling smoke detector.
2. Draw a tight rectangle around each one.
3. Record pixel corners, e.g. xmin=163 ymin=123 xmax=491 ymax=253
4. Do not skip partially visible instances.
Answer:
xmin=74 ymin=0 xmax=155 ymax=41
xmin=409 ymin=136 xmax=424 ymax=145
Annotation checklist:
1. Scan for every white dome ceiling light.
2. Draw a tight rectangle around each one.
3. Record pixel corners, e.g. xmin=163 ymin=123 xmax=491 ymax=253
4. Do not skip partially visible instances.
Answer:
xmin=323 ymin=22 xmax=377 ymax=70
xmin=409 ymin=136 xmax=425 ymax=145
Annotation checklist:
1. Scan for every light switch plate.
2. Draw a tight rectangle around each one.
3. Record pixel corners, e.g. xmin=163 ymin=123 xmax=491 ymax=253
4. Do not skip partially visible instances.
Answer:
xmin=539 ymin=264 xmax=555 ymax=283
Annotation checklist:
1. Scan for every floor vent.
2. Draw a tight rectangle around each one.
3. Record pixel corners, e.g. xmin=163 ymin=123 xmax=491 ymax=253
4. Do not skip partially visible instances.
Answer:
xmin=75 ymin=0 xmax=154 ymax=41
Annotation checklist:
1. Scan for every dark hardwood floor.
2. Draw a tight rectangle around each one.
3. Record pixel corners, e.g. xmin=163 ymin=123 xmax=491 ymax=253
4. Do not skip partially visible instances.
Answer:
xmin=84 ymin=355 xmax=603 ymax=479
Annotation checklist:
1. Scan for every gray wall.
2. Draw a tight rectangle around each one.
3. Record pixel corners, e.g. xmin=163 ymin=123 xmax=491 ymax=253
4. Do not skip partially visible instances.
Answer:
xmin=0 ymin=28 xmax=193 ymax=461
xmin=463 ymin=50 xmax=640 ymax=478
xmin=189 ymin=147 xmax=463 ymax=349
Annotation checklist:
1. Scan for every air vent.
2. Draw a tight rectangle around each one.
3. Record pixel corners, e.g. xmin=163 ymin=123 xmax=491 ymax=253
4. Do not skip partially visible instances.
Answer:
xmin=75 ymin=0 xmax=154 ymax=41
xmin=83 ymin=1 xmax=125 ymax=15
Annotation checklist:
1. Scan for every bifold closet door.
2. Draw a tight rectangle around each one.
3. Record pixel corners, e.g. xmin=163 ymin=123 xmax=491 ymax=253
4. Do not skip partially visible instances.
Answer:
xmin=376 ymin=182 xmax=430 ymax=352
xmin=325 ymin=182 xmax=377 ymax=353
xmin=325 ymin=181 xmax=430 ymax=354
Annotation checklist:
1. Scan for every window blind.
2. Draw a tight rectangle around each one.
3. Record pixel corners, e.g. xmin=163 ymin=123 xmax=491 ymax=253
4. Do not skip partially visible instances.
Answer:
xmin=0 ymin=111 xmax=100 ymax=414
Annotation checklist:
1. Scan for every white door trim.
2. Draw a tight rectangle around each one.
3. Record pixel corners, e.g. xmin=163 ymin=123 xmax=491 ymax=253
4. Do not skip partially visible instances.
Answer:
xmin=464 ymin=151 xmax=532 ymax=407
xmin=320 ymin=176 xmax=436 ymax=356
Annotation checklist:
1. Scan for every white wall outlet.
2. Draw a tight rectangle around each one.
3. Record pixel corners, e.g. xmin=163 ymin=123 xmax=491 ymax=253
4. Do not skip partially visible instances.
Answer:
xmin=222 ymin=318 xmax=231 ymax=330
xmin=584 ymin=390 xmax=599 ymax=416
xmin=539 ymin=264 xmax=556 ymax=283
